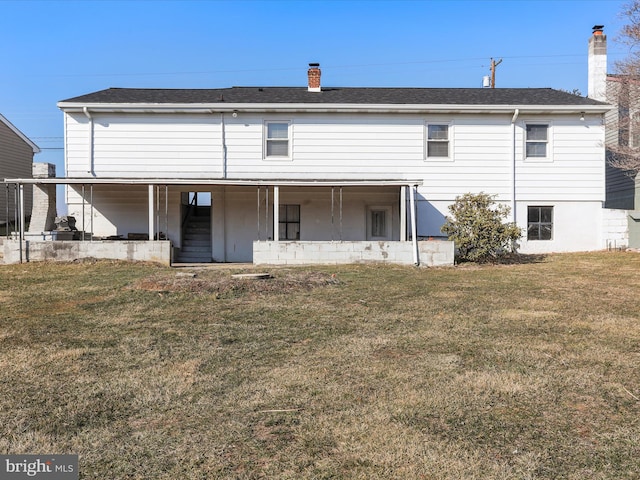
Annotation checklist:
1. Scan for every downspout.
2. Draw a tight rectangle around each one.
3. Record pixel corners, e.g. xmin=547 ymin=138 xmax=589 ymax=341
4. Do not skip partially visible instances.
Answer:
xmin=83 ymin=107 xmax=94 ymax=176
xmin=220 ymin=112 xmax=228 ymax=179
xmin=510 ymin=109 xmax=519 ymax=223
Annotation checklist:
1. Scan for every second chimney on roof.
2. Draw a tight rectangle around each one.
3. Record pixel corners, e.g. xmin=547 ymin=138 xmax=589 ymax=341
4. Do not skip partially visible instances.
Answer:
xmin=308 ymin=63 xmax=321 ymax=92
xmin=588 ymin=25 xmax=607 ymax=102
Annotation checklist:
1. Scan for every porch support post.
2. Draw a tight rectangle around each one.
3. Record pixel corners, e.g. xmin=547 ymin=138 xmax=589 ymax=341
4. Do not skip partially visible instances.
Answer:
xmin=18 ymin=183 xmax=24 ymax=240
xmin=5 ymin=184 xmax=8 ymax=238
xmin=81 ymin=184 xmax=86 ymax=241
xmin=90 ymin=185 xmax=94 ymax=241
xmin=410 ymin=184 xmax=419 ymax=265
xmin=165 ymin=185 xmax=169 ymax=239
xmin=18 ymin=183 xmax=24 ymax=263
xmin=148 ymin=184 xmax=155 ymax=241
xmin=331 ymin=187 xmax=335 ymax=241
xmin=14 ymin=184 xmax=18 ymax=239
xmin=400 ymin=185 xmax=407 ymax=241
xmin=265 ymin=187 xmax=269 ymax=240
xmin=340 ymin=187 xmax=343 ymax=240
xmin=273 ymin=185 xmax=279 ymax=242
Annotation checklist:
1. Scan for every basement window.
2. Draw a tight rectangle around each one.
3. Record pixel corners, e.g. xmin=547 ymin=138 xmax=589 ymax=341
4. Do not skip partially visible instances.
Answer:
xmin=527 ymin=206 xmax=553 ymax=240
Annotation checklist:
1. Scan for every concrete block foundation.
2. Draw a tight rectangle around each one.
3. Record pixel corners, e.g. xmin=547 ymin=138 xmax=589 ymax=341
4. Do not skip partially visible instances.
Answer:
xmin=1 ymin=240 xmax=171 ymax=265
xmin=253 ymin=240 xmax=454 ymax=266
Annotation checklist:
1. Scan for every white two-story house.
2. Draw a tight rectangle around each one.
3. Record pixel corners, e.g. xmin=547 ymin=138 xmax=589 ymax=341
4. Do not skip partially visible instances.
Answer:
xmin=3 ymin=63 xmax=612 ymax=265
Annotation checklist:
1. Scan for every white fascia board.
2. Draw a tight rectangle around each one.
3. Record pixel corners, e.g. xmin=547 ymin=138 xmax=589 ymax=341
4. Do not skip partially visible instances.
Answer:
xmin=0 ymin=113 xmax=41 ymax=153
xmin=57 ymin=102 xmax=613 ymax=115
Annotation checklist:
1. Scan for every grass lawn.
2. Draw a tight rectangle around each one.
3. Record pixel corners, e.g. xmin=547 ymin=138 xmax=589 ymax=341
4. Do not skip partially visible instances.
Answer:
xmin=0 ymin=252 xmax=639 ymax=479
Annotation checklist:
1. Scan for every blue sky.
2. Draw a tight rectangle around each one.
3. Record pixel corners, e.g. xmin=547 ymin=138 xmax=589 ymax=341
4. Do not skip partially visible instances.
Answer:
xmin=0 ymin=0 xmax=629 ymax=175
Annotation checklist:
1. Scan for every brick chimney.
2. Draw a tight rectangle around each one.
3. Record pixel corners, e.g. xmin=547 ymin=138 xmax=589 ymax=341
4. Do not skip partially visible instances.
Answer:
xmin=588 ymin=25 xmax=607 ymax=101
xmin=308 ymin=63 xmax=321 ymax=92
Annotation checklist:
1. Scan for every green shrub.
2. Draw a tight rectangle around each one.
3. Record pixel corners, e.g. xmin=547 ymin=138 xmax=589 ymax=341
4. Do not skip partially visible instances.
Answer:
xmin=441 ymin=192 xmax=522 ymax=262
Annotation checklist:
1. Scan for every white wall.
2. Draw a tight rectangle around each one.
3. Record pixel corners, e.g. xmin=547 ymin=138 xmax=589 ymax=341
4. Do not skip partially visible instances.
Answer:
xmin=62 ymin=109 xmax=607 ymax=257
xmin=64 ymin=112 xmax=605 ymax=202
xmin=517 ymin=201 xmax=604 ymax=253
xmin=66 ymin=113 xmax=223 ymax=178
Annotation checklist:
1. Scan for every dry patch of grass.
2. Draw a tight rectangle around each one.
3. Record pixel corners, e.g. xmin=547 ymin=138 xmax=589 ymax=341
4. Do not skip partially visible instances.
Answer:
xmin=0 ymin=253 xmax=639 ymax=479
xmin=131 ymin=270 xmax=339 ymax=296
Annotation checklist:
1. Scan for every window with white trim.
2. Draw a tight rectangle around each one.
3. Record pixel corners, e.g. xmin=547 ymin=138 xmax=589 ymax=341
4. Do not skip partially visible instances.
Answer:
xmin=525 ymin=124 xmax=549 ymax=158
xmin=427 ymin=124 xmax=450 ymax=158
xmin=527 ymin=206 xmax=553 ymax=240
xmin=265 ymin=121 xmax=290 ymax=158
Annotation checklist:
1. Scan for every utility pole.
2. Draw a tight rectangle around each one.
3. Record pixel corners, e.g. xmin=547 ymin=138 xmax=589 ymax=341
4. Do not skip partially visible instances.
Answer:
xmin=490 ymin=57 xmax=503 ymax=88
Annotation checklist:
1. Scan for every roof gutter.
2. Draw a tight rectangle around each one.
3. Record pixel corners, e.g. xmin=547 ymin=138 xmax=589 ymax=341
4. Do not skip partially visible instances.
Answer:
xmin=58 ymin=102 xmax=613 ymax=115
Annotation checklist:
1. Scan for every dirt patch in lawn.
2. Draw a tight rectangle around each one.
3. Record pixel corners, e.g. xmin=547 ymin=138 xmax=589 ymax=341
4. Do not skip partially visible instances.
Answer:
xmin=131 ymin=270 xmax=341 ymax=296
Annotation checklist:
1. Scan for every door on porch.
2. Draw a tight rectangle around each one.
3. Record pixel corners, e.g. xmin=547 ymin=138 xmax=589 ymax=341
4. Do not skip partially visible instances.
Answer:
xmin=175 ymin=191 xmax=212 ymax=263
xmin=366 ymin=205 xmax=393 ymax=241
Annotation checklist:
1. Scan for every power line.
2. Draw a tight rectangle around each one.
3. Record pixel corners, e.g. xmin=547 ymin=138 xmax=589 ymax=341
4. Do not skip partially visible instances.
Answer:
xmin=0 ymin=52 xmax=621 ymax=80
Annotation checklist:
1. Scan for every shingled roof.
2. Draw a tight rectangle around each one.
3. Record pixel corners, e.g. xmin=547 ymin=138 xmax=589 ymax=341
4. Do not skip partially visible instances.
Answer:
xmin=60 ymin=87 xmax=607 ymax=106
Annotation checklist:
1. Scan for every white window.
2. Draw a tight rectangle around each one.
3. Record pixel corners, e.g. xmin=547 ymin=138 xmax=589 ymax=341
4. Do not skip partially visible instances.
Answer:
xmin=526 ymin=124 xmax=549 ymax=158
xmin=265 ymin=121 xmax=290 ymax=159
xmin=426 ymin=123 xmax=450 ymax=159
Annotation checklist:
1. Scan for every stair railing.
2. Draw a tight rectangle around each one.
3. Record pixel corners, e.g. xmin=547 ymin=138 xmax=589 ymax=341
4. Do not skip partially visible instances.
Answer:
xmin=181 ymin=194 xmax=198 ymax=228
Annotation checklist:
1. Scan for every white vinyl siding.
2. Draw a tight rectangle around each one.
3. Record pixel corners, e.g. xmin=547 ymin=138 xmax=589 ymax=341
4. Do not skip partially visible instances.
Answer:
xmin=516 ymin=117 xmax=604 ymax=202
xmin=65 ymin=113 xmax=223 ymax=178
xmin=63 ymin=112 xmax=605 ymax=204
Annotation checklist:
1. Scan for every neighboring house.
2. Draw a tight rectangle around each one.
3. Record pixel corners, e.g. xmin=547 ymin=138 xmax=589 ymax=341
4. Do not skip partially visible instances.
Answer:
xmin=590 ymin=25 xmax=640 ymax=247
xmin=603 ymin=74 xmax=638 ymax=210
xmin=0 ymin=114 xmax=39 ymax=231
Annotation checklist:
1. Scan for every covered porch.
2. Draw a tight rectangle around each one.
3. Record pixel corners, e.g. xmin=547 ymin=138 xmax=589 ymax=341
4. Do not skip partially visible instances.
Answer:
xmin=2 ymin=177 xmax=453 ymax=266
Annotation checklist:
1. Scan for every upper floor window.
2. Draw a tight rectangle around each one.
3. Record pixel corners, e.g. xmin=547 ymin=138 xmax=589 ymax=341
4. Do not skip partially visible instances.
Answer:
xmin=427 ymin=124 xmax=450 ymax=158
xmin=525 ymin=124 xmax=549 ymax=158
xmin=265 ymin=122 xmax=290 ymax=159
